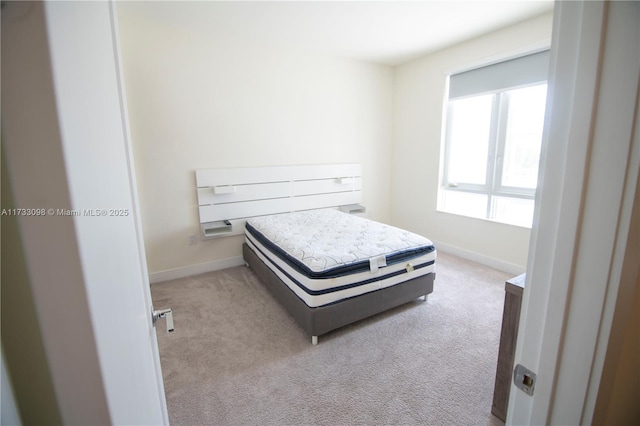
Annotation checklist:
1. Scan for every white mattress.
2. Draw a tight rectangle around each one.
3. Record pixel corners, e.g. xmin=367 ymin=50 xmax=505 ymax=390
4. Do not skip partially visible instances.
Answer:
xmin=245 ymin=209 xmax=436 ymax=307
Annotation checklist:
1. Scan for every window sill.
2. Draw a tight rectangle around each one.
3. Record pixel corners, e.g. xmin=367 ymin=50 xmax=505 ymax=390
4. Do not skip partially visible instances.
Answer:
xmin=435 ymin=209 xmax=533 ymax=230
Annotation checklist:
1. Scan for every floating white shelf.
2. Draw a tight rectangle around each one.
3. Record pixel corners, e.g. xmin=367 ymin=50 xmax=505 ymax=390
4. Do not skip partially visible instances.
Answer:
xmin=201 ymin=220 xmax=233 ymax=239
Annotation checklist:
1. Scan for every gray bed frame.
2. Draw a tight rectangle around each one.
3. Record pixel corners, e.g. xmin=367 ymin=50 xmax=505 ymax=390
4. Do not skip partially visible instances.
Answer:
xmin=243 ymin=243 xmax=435 ymax=345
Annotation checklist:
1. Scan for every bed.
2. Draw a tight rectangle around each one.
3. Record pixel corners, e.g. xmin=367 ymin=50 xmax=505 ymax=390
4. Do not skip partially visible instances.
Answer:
xmin=195 ymin=163 xmax=436 ymax=344
xmin=243 ymin=208 xmax=436 ymax=345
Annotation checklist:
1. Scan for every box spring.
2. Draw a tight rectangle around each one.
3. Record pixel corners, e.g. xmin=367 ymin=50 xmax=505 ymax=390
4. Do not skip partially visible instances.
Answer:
xmin=243 ymin=243 xmax=435 ymax=339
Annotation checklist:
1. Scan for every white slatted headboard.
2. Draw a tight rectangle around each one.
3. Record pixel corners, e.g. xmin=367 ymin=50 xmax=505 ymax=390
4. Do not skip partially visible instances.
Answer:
xmin=196 ymin=164 xmax=363 ymax=238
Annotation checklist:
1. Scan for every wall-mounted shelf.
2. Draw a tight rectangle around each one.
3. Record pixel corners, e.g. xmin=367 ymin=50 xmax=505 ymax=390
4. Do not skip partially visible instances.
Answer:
xmin=201 ymin=220 xmax=233 ymax=239
xmin=339 ymin=204 xmax=366 ymax=215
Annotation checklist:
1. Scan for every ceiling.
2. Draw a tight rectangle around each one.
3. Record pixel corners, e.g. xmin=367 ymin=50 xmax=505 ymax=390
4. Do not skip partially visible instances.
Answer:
xmin=117 ymin=1 xmax=554 ymax=66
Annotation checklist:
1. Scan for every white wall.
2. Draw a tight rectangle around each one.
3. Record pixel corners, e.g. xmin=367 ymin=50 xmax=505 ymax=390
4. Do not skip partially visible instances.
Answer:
xmin=392 ymin=12 xmax=554 ymax=272
xmin=117 ymin=12 xmax=394 ymax=277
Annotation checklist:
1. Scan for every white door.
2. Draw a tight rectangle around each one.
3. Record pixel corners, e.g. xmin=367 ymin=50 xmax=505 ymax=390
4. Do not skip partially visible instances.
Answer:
xmin=2 ymin=1 xmax=168 ymax=424
xmin=508 ymin=1 xmax=640 ymax=424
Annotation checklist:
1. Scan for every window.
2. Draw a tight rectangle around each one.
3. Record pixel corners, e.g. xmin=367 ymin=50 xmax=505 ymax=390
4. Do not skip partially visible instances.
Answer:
xmin=439 ymin=51 xmax=549 ymax=228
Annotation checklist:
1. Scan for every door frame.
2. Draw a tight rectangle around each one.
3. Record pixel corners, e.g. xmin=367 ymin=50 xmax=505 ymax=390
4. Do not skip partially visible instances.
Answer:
xmin=508 ymin=1 xmax=640 ymax=424
xmin=1 ymin=1 xmax=169 ymax=423
xmin=109 ymin=2 xmax=170 ymax=421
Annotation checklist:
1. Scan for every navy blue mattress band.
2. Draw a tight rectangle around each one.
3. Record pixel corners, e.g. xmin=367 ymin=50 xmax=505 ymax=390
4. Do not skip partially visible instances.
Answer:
xmin=246 ymin=235 xmax=435 ymax=297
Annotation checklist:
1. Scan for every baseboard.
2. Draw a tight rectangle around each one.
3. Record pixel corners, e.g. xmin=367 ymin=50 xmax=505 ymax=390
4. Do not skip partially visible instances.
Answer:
xmin=149 ymin=256 xmax=245 ymax=284
xmin=432 ymin=240 xmax=526 ymax=276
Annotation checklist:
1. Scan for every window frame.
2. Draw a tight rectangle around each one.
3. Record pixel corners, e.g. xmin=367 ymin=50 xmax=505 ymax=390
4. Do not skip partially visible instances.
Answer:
xmin=440 ymin=82 xmax=547 ymax=224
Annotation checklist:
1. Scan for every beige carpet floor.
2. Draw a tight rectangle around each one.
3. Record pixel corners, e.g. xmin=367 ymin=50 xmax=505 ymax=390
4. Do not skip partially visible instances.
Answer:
xmin=151 ymin=252 xmax=511 ymax=426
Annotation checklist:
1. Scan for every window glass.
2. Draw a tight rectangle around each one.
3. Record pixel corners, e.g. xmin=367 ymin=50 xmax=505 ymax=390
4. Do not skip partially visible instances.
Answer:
xmin=501 ymin=84 xmax=547 ymax=189
xmin=447 ymin=94 xmax=493 ymax=185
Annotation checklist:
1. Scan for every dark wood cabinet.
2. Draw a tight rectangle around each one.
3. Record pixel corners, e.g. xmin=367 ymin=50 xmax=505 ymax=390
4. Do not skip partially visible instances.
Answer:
xmin=492 ymin=273 xmax=525 ymax=422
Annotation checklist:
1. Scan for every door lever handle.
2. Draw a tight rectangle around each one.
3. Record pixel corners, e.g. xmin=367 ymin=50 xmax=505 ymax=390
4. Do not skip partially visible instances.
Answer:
xmin=153 ymin=308 xmax=174 ymax=333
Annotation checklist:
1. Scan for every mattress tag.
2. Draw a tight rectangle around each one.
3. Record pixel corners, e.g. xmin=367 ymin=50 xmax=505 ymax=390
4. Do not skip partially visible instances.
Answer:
xmin=369 ymin=255 xmax=387 ymax=273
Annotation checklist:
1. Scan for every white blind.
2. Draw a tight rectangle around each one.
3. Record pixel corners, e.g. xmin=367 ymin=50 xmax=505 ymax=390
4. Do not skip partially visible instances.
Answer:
xmin=449 ymin=50 xmax=550 ymax=99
